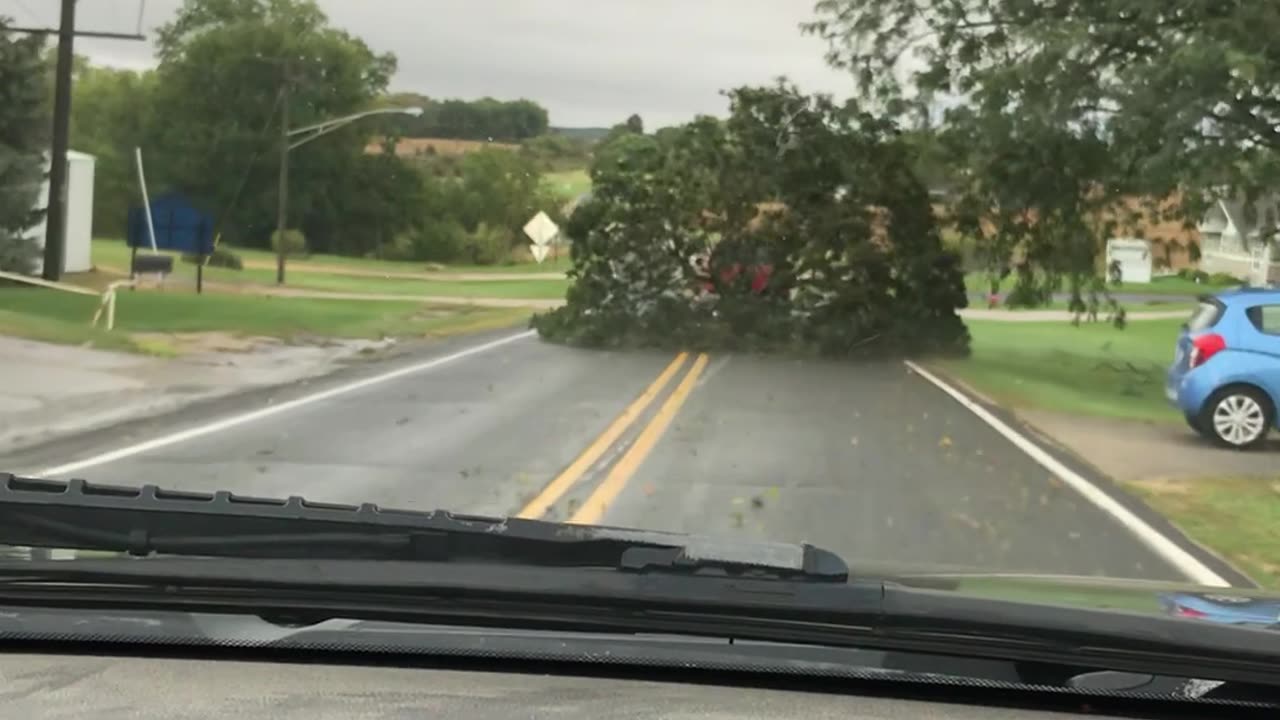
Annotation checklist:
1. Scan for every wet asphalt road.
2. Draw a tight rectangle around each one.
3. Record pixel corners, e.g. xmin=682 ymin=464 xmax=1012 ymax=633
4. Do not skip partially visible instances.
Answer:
xmin=1 ymin=329 xmax=1183 ymax=582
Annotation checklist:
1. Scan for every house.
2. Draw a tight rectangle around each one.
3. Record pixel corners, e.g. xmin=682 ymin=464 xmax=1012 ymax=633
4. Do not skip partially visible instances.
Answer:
xmin=1198 ymin=196 xmax=1280 ymax=286
xmin=1104 ymin=193 xmax=1200 ymax=272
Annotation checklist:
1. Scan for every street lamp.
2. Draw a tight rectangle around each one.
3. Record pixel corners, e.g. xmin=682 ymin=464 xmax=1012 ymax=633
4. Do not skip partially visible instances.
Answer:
xmin=275 ymin=106 xmax=423 ymax=284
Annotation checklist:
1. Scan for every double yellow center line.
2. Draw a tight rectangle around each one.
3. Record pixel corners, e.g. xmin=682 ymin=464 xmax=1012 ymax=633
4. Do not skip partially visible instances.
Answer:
xmin=516 ymin=351 xmax=710 ymax=524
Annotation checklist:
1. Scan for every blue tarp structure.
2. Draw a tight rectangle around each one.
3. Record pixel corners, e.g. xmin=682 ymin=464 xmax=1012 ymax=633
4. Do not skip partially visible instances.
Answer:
xmin=127 ymin=193 xmax=216 ymax=256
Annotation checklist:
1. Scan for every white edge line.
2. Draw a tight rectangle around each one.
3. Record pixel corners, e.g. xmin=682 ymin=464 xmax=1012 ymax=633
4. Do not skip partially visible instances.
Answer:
xmin=37 ymin=330 xmax=537 ymax=477
xmin=903 ymin=359 xmax=1230 ymax=588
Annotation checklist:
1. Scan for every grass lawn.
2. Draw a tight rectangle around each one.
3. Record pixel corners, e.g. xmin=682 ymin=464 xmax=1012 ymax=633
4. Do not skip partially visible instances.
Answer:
xmin=0 ymin=287 xmax=531 ymax=353
xmin=989 ymin=299 xmax=1194 ymax=313
xmin=938 ymin=318 xmax=1185 ymax=423
xmin=92 ymin=237 xmax=571 ymax=281
xmin=264 ymin=270 xmax=570 ymax=299
xmin=92 ymin=237 xmax=571 ymax=297
xmin=965 ymin=272 xmax=1238 ymax=297
xmin=543 ymin=168 xmax=591 ymax=201
xmin=1124 ymin=476 xmax=1280 ymax=589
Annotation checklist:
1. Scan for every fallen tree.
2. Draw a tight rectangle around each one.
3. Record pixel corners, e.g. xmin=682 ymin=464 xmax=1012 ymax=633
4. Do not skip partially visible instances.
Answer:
xmin=533 ymin=83 xmax=969 ymax=358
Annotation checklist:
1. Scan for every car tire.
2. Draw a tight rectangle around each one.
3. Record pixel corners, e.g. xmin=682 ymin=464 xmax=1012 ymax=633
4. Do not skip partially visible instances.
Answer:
xmin=1198 ymin=385 xmax=1274 ymax=450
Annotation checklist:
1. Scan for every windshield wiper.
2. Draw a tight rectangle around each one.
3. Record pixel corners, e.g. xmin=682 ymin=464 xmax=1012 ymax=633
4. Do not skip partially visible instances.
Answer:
xmin=0 ymin=473 xmax=847 ymax=582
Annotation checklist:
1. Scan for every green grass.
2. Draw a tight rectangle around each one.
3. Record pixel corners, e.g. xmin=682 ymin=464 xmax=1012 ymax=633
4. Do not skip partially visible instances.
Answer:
xmin=92 ymin=237 xmax=571 ymax=277
xmin=543 ymin=168 xmax=591 ymax=201
xmin=266 ymin=271 xmax=570 ymax=299
xmin=965 ymin=272 xmax=1238 ymax=297
xmin=0 ymin=287 xmax=531 ymax=350
xmin=1125 ymin=476 xmax=1280 ymax=589
xmin=93 ymin=237 xmax=571 ymax=297
xmin=443 ymin=255 xmax=573 ymax=274
xmin=938 ymin=318 xmax=1184 ymax=423
xmin=0 ymin=304 xmax=139 ymax=353
xmin=989 ymin=300 xmax=1194 ymax=313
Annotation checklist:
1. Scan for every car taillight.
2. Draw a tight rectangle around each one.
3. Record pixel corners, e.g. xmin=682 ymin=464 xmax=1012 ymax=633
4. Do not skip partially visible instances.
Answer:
xmin=1189 ymin=333 xmax=1226 ymax=368
xmin=1174 ymin=604 xmax=1208 ymax=619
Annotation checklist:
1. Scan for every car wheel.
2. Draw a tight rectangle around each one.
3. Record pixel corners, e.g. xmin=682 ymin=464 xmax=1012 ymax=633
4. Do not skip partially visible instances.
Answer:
xmin=1198 ymin=386 xmax=1274 ymax=450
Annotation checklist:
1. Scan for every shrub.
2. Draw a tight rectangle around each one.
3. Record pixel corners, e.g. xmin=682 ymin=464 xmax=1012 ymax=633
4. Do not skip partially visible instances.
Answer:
xmin=461 ymin=223 xmax=511 ymax=265
xmin=181 ymin=246 xmax=243 ymax=270
xmin=1208 ymin=271 xmax=1242 ymax=286
xmin=271 ymin=229 xmax=307 ymax=257
xmin=410 ymin=219 xmax=468 ymax=262
xmin=0 ymin=232 xmax=40 ymax=274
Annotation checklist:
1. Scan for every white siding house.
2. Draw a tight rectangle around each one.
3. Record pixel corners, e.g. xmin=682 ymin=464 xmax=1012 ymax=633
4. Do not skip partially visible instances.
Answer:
xmin=1197 ymin=197 xmax=1280 ymax=286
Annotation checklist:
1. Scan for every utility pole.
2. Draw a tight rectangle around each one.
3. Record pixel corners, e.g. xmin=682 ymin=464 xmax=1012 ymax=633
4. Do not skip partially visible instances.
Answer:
xmin=275 ymin=63 xmax=291 ymax=285
xmin=9 ymin=0 xmax=144 ymax=281
xmin=41 ymin=0 xmax=77 ymax=281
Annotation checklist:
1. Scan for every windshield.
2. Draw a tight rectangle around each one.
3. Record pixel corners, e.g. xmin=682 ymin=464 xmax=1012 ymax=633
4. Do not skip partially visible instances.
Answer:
xmin=2 ymin=0 xmax=1280 ymax=686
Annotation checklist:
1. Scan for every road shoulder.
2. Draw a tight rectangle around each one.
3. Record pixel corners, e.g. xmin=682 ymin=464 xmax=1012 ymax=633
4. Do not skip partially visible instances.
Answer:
xmin=909 ymin=360 xmax=1257 ymax=588
xmin=0 ymin=325 xmax=527 ymax=464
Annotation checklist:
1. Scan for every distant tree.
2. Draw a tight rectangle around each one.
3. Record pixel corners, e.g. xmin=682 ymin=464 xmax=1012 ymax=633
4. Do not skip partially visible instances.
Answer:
xmin=449 ymin=149 xmax=561 ymax=240
xmin=68 ymin=63 xmax=158 ymax=236
xmin=625 ymin=114 xmax=644 ymax=135
xmin=375 ymin=93 xmax=549 ymax=141
xmin=149 ymin=0 xmax=397 ymax=247
xmin=806 ymin=0 xmax=1280 ymax=310
xmin=304 ymin=150 xmax=423 ymax=257
xmin=0 ymin=20 xmax=48 ymax=274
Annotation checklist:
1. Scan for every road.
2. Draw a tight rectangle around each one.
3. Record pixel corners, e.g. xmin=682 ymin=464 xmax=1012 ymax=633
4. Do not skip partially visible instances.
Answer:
xmin=1 ymin=329 xmax=1189 ymax=582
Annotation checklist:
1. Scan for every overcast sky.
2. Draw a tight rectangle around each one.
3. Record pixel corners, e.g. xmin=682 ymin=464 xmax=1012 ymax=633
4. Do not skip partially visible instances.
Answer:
xmin=3 ymin=0 xmax=855 ymax=127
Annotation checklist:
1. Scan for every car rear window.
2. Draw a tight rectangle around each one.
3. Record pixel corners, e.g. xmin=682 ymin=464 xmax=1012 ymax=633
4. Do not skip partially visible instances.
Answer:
xmin=1186 ymin=299 xmax=1224 ymax=332
xmin=1246 ymin=305 xmax=1280 ymax=335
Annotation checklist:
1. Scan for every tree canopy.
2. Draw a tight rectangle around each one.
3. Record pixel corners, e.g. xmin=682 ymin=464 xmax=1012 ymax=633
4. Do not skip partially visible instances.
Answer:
xmin=50 ymin=0 xmax=567 ymax=266
xmin=805 ymin=0 xmax=1280 ymax=309
xmin=534 ymin=83 xmax=969 ymax=357
xmin=0 ymin=20 xmax=48 ymax=273
xmin=146 ymin=0 xmax=398 ymax=251
xmin=377 ymin=92 xmax=549 ymax=141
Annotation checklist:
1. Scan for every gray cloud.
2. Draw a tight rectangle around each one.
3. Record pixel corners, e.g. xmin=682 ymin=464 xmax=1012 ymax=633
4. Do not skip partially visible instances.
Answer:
xmin=5 ymin=0 xmax=853 ymax=127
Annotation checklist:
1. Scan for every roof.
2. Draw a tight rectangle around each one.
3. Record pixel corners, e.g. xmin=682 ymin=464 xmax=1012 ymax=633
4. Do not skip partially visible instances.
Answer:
xmin=1212 ymin=195 xmax=1280 ymax=235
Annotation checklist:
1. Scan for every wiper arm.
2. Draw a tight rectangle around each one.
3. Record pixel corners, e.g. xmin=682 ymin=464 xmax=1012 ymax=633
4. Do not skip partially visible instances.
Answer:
xmin=0 ymin=474 xmax=848 ymax=582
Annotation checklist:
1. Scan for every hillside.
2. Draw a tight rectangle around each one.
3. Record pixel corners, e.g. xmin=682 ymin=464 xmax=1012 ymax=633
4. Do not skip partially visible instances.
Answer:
xmin=365 ymin=137 xmax=519 ymax=157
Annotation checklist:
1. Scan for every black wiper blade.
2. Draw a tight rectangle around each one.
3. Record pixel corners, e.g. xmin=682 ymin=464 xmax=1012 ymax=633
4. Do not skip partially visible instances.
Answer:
xmin=0 ymin=474 xmax=848 ymax=582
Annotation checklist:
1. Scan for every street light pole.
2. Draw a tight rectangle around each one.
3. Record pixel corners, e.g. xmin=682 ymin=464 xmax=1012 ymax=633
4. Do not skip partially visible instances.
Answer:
xmin=273 ymin=103 xmax=421 ymax=285
xmin=275 ymin=67 xmax=291 ymax=285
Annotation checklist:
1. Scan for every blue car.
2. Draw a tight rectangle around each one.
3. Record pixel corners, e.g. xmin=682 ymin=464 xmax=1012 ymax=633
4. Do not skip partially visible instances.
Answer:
xmin=1165 ymin=288 xmax=1280 ymax=449
xmin=1158 ymin=591 xmax=1280 ymax=629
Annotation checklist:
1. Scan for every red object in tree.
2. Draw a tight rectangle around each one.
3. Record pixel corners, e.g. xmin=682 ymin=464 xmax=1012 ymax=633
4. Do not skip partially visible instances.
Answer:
xmin=715 ymin=263 xmax=773 ymax=295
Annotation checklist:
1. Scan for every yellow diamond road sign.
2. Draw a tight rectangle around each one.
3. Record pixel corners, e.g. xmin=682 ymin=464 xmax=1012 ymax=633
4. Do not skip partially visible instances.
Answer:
xmin=523 ymin=211 xmax=559 ymax=247
xmin=524 ymin=211 xmax=559 ymax=264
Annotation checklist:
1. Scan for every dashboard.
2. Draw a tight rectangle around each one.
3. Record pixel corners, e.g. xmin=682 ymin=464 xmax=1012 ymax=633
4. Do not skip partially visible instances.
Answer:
xmin=2 ymin=652 xmax=1142 ymax=720
xmin=0 ymin=606 xmax=1259 ymax=719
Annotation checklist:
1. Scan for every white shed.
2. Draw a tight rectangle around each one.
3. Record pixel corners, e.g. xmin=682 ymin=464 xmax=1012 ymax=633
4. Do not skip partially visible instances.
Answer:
xmin=24 ymin=150 xmax=96 ymax=275
xmin=1105 ymin=237 xmax=1153 ymax=284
